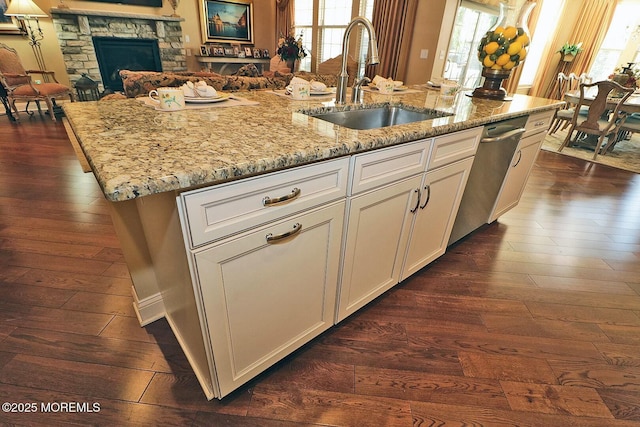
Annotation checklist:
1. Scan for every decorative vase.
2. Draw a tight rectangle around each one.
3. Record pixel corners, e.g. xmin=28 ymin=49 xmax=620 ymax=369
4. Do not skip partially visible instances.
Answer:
xmin=473 ymin=0 xmax=535 ymax=100
xmin=561 ymin=53 xmax=575 ymax=63
xmin=167 ymin=0 xmax=179 ymax=17
xmin=285 ymin=59 xmax=298 ymax=73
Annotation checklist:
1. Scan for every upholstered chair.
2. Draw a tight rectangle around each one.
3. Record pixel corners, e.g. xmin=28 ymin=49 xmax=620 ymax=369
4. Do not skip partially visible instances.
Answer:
xmin=0 ymin=43 xmax=75 ymax=122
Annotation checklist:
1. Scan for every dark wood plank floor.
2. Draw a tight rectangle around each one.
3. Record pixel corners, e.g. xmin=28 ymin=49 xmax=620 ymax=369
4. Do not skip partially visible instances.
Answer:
xmin=1 ymin=113 xmax=639 ymax=426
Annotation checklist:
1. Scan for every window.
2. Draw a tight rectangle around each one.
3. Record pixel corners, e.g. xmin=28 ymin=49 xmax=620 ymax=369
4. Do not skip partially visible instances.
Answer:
xmin=519 ymin=0 xmax=565 ymax=87
xmin=588 ymin=0 xmax=640 ymax=82
xmin=293 ymin=0 xmax=375 ymax=73
xmin=445 ymin=1 xmax=499 ymax=89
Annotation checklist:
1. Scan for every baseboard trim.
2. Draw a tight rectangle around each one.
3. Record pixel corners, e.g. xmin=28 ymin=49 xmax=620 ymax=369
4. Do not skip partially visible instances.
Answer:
xmin=131 ymin=286 xmax=166 ymax=326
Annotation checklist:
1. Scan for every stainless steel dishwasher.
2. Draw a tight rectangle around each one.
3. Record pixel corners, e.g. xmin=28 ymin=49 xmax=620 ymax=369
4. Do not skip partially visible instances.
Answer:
xmin=448 ymin=116 xmax=528 ymax=245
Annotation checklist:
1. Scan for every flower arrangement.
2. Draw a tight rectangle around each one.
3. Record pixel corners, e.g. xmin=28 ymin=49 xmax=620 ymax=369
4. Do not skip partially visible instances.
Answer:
xmin=609 ymin=64 xmax=639 ymax=89
xmin=276 ymin=30 xmax=308 ymax=63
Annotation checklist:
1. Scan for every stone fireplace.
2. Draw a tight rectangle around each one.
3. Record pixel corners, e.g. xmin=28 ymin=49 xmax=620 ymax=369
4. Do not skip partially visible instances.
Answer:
xmin=51 ymin=8 xmax=186 ymax=94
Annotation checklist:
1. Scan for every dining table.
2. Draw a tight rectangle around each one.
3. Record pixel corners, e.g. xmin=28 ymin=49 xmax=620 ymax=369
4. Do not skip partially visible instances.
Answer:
xmin=564 ymin=89 xmax=640 ymax=114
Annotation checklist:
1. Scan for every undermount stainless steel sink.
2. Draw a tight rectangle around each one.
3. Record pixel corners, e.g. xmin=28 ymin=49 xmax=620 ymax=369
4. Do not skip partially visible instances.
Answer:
xmin=307 ymin=105 xmax=452 ymax=130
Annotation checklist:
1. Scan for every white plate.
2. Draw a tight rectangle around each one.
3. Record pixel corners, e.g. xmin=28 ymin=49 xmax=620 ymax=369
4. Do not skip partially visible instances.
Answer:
xmin=184 ymin=94 xmax=229 ymax=103
xmin=310 ymin=89 xmax=334 ymax=95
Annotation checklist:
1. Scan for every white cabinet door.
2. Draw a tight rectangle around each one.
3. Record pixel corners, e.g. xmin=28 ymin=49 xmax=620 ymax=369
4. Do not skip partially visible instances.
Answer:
xmin=401 ymin=157 xmax=474 ymax=280
xmin=490 ymin=132 xmax=544 ymax=222
xmin=337 ymin=175 xmax=422 ymax=322
xmin=193 ymin=201 xmax=345 ymax=397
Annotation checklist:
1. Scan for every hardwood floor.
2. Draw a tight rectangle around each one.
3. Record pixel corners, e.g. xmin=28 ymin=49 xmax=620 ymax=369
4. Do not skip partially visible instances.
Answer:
xmin=1 ymin=113 xmax=639 ymax=426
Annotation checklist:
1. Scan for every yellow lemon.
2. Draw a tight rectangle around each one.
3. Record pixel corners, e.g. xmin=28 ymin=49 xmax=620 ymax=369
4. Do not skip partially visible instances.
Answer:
xmin=518 ymin=48 xmax=527 ymax=60
xmin=484 ymin=41 xmax=500 ymax=55
xmin=507 ymin=41 xmax=522 ymax=56
xmin=496 ymin=53 xmax=511 ymax=66
xmin=494 ymin=26 xmax=505 ymax=35
xmin=503 ymin=61 xmax=516 ymax=70
xmin=491 ymin=64 xmax=503 ymax=70
xmin=503 ymin=26 xmax=518 ymax=40
xmin=516 ymin=33 xmax=530 ymax=47
xmin=483 ymin=55 xmax=495 ymax=67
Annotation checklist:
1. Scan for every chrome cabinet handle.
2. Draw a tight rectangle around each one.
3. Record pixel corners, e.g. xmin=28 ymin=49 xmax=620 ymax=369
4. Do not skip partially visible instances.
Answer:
xmin=419 ymin=184 xmax=431 ymax=209
xmin=534 ymin=120 xmax=546 ymax=127
xmin=410 ymin=188 xmax=421 ymax=213
xmin=512 ymin=150 xmax=522 ymax=167
xmin=262 ymin=187 xmax=301 ymax=206
xmin=266 ymin=223 xmax=302 ymax=243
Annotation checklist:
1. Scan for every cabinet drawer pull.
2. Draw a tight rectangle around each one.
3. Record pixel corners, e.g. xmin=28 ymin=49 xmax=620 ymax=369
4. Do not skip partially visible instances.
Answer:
xmin=419 ymin=184 xmax=431 ymax=209
xmin=410 ymin=188 xmax=421 ymax=213
xmin=266 ymin=223 xmax=302 ymax=243
xmin=262 ymin=187 xmax=301 ymax=206
xmin=512 ymin=150 xmax=522 ymax=167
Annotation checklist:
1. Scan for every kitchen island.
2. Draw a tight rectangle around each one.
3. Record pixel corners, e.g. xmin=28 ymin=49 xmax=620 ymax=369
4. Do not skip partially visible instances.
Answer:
xmin=63 ymin=88 xmax=562 ymax=399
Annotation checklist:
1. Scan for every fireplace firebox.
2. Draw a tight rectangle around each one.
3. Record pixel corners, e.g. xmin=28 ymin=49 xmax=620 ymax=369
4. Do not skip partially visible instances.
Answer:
xmin=93 ymin=37 xmax=163 ymax=92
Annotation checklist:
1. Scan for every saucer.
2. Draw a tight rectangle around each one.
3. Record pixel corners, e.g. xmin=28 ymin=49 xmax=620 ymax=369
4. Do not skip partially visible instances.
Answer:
xmin=185 ymin=94 xmax=228 ymax=103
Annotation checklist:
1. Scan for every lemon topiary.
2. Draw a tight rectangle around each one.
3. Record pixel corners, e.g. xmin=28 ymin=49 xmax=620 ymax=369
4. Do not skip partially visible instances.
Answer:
xmin=477 ymin=25 xmax=530 ymax=72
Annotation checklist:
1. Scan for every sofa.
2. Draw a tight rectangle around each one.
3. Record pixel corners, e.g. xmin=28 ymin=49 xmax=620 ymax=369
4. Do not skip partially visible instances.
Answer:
xmin=118 ymin=68 xmax=343 ymax=98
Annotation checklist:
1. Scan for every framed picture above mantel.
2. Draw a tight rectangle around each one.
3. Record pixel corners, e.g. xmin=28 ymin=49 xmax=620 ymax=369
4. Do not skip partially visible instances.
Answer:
xmin=199 ymin=0 xmax=253 ymax=45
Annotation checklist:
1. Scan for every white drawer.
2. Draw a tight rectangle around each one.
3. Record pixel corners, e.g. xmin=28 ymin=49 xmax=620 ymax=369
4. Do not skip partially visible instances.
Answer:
xmin=350 ymin=139 xmax=431 ymax=195
xmin=525 ymin=110 xmax=554 ymax=136
xmin=180 ymin=158 xmax=349 ymax=248
xmin=428 ymin=127 xmax=482 ymax=170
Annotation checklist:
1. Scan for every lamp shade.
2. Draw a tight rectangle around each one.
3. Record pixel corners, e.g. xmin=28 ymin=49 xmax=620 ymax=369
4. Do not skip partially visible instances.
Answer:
xmin=4 ymin=0 xmax=48 ymax=18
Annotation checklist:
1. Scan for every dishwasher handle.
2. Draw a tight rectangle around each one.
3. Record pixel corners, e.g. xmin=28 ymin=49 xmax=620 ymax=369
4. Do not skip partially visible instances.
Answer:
xmin=480 ymin=127 xmax=526 ymax=144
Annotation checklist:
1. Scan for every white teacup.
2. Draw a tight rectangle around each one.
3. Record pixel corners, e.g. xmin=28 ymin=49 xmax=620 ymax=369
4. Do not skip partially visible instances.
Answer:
xmin=290 ymin=80 xmax=311 ymax=100
xmin=440 ymin=80 xmax=461 ymax=98
xmin=149 ymin=87 xmax=185 ymax=111
xmin=377 ymin=79 xmax=396 ymax=95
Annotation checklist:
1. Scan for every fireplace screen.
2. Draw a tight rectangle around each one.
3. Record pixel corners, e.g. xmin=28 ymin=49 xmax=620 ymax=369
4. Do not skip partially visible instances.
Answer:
xmin=93 ymin=37 xmax=162 ymax=92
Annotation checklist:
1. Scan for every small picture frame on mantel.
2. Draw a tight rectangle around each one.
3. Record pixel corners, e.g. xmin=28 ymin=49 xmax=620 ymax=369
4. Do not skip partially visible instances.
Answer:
xmin=199 ymin=45 xmax=209 ymax=56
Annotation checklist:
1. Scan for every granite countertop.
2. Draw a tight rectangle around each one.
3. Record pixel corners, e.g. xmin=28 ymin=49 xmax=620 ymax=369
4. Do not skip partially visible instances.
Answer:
xmin=63 ymin=87 xmax=563 ymax=202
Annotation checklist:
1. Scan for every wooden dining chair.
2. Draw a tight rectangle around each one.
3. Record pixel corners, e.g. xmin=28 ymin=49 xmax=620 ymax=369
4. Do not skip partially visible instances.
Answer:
xmin=548 ymin=72 xmax=573 ymax=134
xmin=557 ymin=80 xmax=634 ymax=160
xmin=608 ymin=113 xmax=640 ymax=152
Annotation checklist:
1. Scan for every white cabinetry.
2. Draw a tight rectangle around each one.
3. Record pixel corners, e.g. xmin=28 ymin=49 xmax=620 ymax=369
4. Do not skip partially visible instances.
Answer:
xmin=337 ymin=128 xmax=480 ymax=321
xmin=178 ymin=158 xmax=349 ymax=398
xmin=490 ymin=110 xmax=554 ymax=221
xmin=193 ymin=201 xmax=344 ymax=397
xmin=401 ymin=156 xmax=474 ymax=280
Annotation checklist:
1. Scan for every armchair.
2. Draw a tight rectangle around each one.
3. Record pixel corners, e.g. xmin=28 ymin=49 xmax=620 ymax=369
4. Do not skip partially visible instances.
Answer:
xmin=0 ymin=43 xmax=75 ymax=122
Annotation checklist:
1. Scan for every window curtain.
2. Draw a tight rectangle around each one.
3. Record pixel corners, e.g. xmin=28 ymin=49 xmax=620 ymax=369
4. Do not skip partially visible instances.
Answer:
xmin=504 ymin=0 xmax=542 ymax=94
xmin=529 ymin=0 xmax=617 ymax=98
xmin=366 ymin=0 xmax=418 ymax=79
xmin=276 ymin=0 xmax=294 ymax=42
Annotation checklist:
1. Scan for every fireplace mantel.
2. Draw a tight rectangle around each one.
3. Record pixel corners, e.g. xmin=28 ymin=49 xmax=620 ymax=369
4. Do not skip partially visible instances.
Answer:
xmin=50 ymin=7 xmax=184 ymax=22
xmin=51 ymin=8 xmax=186 ymax=93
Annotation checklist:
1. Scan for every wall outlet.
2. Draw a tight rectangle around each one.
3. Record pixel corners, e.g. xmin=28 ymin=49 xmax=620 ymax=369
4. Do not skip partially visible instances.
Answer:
xmin=186 ymin=48 xmax=192 ymax=56
xmin=185 ymin=34 xmax=190 ymax=43
xmin=420 ymin=49 xmax=428 ymax=59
